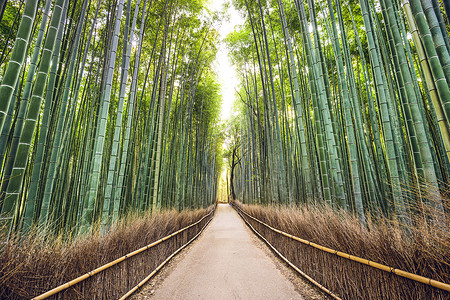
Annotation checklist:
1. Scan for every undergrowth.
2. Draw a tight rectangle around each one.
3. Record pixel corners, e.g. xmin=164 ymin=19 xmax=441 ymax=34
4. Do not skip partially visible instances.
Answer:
xmin=0 ymin=206 xmax=214 ymax=299
xmin=234 ymin=200 xmax=449 ymax=299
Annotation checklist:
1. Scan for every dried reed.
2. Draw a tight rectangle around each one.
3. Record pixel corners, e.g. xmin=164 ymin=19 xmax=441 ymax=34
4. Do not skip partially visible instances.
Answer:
xmin=234 ymin=200 xmax=449 ymax=299
xmin=0 ymin=206 xmax=214 ymax=299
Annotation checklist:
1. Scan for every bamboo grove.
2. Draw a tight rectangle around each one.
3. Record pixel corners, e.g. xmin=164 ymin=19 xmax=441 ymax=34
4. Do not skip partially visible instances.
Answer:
xmin=227 ymin=0 xmax=450 ymax=224
xmin=0 ymin=0 xmax=222 ymax=236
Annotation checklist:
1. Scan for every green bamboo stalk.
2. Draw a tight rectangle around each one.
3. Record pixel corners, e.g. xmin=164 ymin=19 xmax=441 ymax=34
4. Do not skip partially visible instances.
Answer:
xmin=22 ymin=0 xmax=69 ymax=230
xmin=0 ymin=0 xmax=37 ymax=135
xmin=359 ymin=0 xmax=408 ymax=223
xmin=407 ymin=0 xmax=450 ymax=129
xmin=402 ymin=1 xmax=450 ymax=161
xmin=419 ymin=0 xmax=450 ymax=83
xmin=39 ymin=0 xmax=89 ymax=227
xmin=1 ymin=0 xmax=65 ymax=231
xmin=81 ymin=0 xmax=125 ymax=233
xmin=323 ymin=0 xmax=364 ymax=221
xmin=102 ymin=0 xmax=141 ymax=228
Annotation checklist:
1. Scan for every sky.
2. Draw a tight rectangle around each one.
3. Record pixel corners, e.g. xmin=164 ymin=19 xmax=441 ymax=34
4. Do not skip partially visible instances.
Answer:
xmin=207 ymin=0 xmax=245 ymax=121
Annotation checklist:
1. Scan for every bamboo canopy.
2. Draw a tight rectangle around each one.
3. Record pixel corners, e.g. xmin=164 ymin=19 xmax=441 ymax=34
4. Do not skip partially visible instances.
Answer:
xmin=0 ymin=0 xmax=449 ymax=237
xmin=0 ymin=0 xmax=222 ymax=236
xmin=227 ymin=0 xmax=449 ymax=225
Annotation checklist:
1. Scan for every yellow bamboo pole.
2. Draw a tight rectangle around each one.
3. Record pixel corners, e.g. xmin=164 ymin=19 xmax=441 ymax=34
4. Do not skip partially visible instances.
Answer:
xmin=119 ymin=211 xmax=214 ymax=299
xmin=402 ymin=1 xmax=450 ymax=161
xmin=234 ymin=205 xmax=450 ymax=293
xmin=235 ymin=206 xmax=342 ymax=300
xmin=32 ymin=209 xmax=215 ymax=300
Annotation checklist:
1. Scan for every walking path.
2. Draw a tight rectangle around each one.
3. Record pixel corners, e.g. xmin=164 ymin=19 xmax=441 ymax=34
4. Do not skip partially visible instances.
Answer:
xmin=135 ymin=203 xmax=324 ymax=299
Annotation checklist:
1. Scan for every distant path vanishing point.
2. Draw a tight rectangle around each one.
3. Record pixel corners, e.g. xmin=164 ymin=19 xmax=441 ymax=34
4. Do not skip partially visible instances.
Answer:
xmin=136 ymin=203 xmax=324 ymax=300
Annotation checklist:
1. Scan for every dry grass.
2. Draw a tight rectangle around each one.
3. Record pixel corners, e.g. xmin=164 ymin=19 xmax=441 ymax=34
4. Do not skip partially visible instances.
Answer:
xmin=234 ymin=200 xmax=450 ymax=299
xmin=0 ymin=206 xmax=214 ymax=299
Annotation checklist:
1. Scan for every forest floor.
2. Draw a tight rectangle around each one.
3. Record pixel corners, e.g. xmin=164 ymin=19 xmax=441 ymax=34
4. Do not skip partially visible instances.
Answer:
xmin=132 ymin=203 xmax=327 ymax=300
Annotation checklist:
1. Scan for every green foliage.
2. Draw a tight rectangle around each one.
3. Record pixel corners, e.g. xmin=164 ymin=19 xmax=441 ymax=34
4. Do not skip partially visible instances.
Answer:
xmin=0 ymin=0 xmax=224 ymax=237
xmin=226 ymin=0 xmax=450 ymax=226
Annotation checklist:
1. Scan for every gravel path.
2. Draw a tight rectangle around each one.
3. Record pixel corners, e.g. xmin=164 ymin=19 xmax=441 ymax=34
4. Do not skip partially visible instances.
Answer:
xmin=133 ymin=203 xmax=326 ymax=300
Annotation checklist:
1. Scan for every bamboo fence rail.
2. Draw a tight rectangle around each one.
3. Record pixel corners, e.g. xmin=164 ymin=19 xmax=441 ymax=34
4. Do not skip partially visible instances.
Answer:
xmin=32 ymin=208 xmax=215 ymax=300
xmin=233 ymin=204 xmax=450 ymax=297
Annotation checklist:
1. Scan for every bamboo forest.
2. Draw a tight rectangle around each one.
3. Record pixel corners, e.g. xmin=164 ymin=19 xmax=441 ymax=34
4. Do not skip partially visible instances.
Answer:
xmin=0 ymin=0 xmax=222 ymax=235
xmin=0 ymin=0 xmax=449 ymax=299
